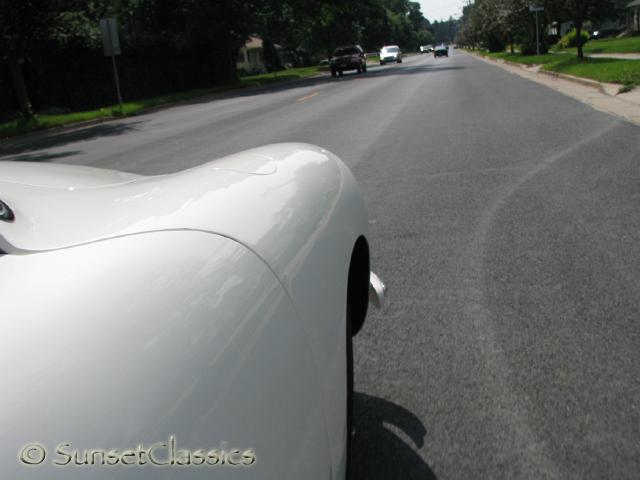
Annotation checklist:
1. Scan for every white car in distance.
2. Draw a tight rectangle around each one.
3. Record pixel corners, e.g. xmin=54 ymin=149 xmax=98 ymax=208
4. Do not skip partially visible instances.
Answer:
xmin=379 ymin=45 xmax=402 ymax=65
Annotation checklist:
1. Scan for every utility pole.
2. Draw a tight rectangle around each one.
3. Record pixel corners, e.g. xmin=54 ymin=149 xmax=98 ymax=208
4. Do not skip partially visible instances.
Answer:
xmin=529 ymin=5 xmax=545 ymax=55
xmin=535 ymin=9 xmax=540 ymax=55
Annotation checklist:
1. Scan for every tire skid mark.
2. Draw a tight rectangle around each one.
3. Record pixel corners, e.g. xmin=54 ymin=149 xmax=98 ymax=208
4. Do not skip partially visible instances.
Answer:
xmin=460 ymin=120 xmax=621 ymax=478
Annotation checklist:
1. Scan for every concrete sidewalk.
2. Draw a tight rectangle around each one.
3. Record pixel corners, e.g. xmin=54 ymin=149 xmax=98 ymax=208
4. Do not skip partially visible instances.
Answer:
xmin=552 ymin=51 xmax=640 ymax=60
xmin=589 ymin=52 xmax=640 ymax=60
xmin=470 ymin=52 xmax=640 ymax=125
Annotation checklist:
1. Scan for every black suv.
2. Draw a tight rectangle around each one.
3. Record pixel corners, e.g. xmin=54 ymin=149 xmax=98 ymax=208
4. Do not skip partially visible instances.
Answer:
xmin=434 ymin=44 xmax=448 ymax=57
xmin=330 ymin=45 xmax=367 ymax=77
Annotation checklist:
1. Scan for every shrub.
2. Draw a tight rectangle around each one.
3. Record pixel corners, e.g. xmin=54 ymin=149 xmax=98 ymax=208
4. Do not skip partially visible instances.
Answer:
xmin=486 ymin=34 xmax=507 ymax=53
xmin=557 ymin=28 xmax=590 ymax=49
xmin=619 ymin=83 xmax=635 ymax=94
xmin=519 ymin=40 xmax=549 ymax=55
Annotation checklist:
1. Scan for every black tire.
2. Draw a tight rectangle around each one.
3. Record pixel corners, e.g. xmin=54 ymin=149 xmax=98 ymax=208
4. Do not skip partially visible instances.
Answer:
xmin=344 ymin=236 xmax=369 ymax=477
xmin=346 ymin=312 xmax=354 ymax=479
xmin=339 ymin=70 xmax=344 ymax=76
xmin=380 ymin=61 xmax=384 ymax=66
xmin=356 ymin=65 xmax=362 ymax=74
xmin=362 ymin=63 xmax=367 ymax=73
xmin=397 ymin=58 xmax=402 ymax=63
xmin=331 ymin=69 xmax=337 ymax=78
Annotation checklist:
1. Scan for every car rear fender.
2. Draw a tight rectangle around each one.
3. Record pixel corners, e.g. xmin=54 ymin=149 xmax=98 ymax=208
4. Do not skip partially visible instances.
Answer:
xmin=0 ymin=231 xmax=333 ymax=479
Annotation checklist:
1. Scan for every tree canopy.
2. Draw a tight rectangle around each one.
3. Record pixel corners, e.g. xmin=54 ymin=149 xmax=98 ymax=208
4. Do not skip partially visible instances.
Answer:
xmin=457 ymin=0 xmax=619 ymax=56
xmin=1 ymin=0 xmax=440 ymax=117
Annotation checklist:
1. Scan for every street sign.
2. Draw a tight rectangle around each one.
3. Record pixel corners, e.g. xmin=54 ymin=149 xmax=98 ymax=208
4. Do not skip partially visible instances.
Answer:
xmin=99 ymin=18 xmax=123 ymax=113
xmin=529 ymin=5 xmax=544 ymax=12
xmin=100 ymin=18 xmax=121 ymax=56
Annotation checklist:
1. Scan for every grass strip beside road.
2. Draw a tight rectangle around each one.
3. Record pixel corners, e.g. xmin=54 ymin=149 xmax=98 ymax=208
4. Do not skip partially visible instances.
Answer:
xmin=478 ymin=51 xmax=640 ymax=87
xmin=552 ymin=36 xmax=640 ymax=55
xmin=482 ymin=51 xmax=560 ymax=65
xmin=238 ymin=65 xmax=327 ymax=86
xmin=544 ymin=57 xmax=640 ymax=86
xmin=1 ymin=65 xmax=327 ymax=138
xmin=0 ymin=86 xmax=234 ymax=138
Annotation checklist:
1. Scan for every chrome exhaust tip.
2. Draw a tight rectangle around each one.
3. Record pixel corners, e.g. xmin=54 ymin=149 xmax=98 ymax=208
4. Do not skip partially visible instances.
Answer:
xmin=369 ymin=272 xmax=386 ymax=309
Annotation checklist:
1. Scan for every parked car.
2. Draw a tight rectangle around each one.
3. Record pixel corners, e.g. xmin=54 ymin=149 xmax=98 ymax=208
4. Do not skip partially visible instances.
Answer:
xmin=379 ymin=45 xmax=402 ymax=64
xmin=434 ymin=44 xmax=448 ymax=57
xmin=0 ymin=143 xmax=386 ymax=479
xmin=419 ymin=45 xmax=434 ymax=54
xmin=591 ymin=28 xmax=624 ymax=39
xmin=330 ymin=45 xmax=367 ymax=77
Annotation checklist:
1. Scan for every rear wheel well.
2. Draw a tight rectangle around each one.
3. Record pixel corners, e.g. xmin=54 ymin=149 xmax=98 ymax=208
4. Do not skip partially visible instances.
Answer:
xmin=346 ymin=236 xmax=370 ymax=477
xmin=347 ymin=236 xmax=370 ymax=337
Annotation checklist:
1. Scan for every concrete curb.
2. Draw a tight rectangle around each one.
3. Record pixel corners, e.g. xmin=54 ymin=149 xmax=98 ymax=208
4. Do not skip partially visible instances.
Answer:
xmin=523 ymin=64 xmax=608 ymax=95
xmin=483 ymin=54 xmax=609 ymax=95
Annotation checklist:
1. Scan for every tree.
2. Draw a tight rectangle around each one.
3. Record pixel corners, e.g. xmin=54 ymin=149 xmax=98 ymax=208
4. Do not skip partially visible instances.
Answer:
xmin=0 ymin=0 xmax=442 ymax=117
xmin=416 ymin=29 xmax=434 ymax=47
xmin=542 ymin=0 xmax=617 ymax=58
xmin=467 ymin=0 xmax=508 ymax=52
xmin=502 ymin=0 xmax=549 ymax=55
xmin=456 ymin=3 xmax=479 ymax=48
xmin=0 ymin=0 xmax=65 ymax=117
xmin=408 ymin=1 xmax=433 ymax=48
xmin=303 ymin=0 xmax=432 ymax=55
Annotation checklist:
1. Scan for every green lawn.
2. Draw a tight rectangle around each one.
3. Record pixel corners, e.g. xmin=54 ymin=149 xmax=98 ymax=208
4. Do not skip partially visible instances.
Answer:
xmin=0 ymin=86 xmax=234 ymax=138
xmin=544 ymin=57 xmax=640 ymax=86
xmin=1 ymin=65 xmax=327 ymax=138
xmin=477 ymin=50 xmax=640 ymax=86
xmin=552 ymin=36 xmax=640 ymax=54
xmin=239 ymin=65 xmax=327 ymax=86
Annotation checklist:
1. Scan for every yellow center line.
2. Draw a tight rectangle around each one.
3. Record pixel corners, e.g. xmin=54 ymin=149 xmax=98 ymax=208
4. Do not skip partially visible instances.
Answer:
xmin=296 ymin=92 xmax=319 ymax=102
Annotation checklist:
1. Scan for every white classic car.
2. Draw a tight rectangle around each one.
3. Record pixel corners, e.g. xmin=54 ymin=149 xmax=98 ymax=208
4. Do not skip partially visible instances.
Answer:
xmin=0 ymin=143 xmax=385 ymax=479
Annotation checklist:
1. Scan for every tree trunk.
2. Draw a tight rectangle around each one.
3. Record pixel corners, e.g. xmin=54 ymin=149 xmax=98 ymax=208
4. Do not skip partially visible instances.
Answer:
xmin=227 ymin=46 xmax=238 ymax=82
xmin=261 ymin=34 xmax=283 ymax=72
xmin=7 ymin=56 xmax=33 ymax=118
xmin=575 ymin=21 xmax=584 ymax=59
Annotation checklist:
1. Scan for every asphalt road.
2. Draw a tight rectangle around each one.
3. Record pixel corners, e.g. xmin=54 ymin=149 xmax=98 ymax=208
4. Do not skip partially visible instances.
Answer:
xmin=3 ymin=51 xmax=640 ymax=479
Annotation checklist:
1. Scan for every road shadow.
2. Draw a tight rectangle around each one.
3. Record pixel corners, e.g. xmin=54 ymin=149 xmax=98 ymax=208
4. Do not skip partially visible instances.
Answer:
xmin=7 ymin=150 xmax=83 ymax=162
xmin=0 ymin=59 xmax=464 ymax=158
xmin=0 ymin=121 xmax=141 ymax=159
xmin=211 ymin=63 xmax=465 ymax=98
xmin=130 ymin=62 xmax=467 ymax=111
xmin=350 ymin=392 xmax=437 ymax=479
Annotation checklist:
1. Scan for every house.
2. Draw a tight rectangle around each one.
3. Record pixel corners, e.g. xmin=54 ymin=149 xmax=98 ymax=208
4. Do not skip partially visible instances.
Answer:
xmin=548 ymin=22 xmax=573 ymax=37
xmin=236 ymin=36 xmax=266 ymax=75
xmin=236 ymin=36 xmax=286 ymax=75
